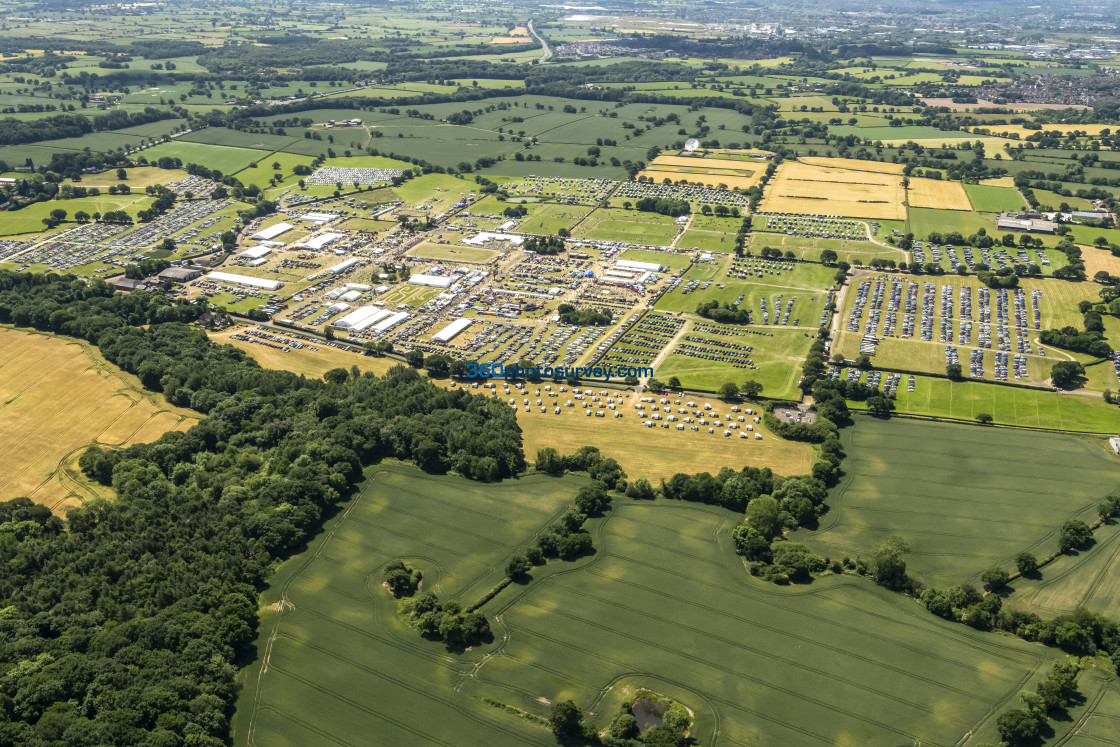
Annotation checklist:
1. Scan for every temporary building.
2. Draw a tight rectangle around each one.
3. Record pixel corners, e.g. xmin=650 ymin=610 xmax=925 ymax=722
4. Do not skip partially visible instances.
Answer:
xmin=615 ymin=259 xmax=662 ymax=273
xmin=409 ymin=273 xmax=452 ymax=288
xmin=339 ymin=290 xmax=362 ymax=303
xmin=303 ymin=233 xmax=344 ymax=251
xmin=250 ymin=222 xmax=293 ymax=241
xmin=239 ymin=246 xmax=272 ymax=260
xmin=332 ymin=306 xmax=392 ymax=331
xmin=326 ymin=257 xmax=361 ymax=274
xmin=433 ymin=318 xmax=472 ymax=343
xmin=206 ymin=272 xmax=282 ymax=291
xmin=371 ymin=311 xmax=409 ymax=334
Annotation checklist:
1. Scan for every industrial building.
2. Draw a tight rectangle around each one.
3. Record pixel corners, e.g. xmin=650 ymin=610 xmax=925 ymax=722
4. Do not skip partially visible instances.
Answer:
xmin=158 ymin=266 xmax=202 ymax=283
xmin=251 ymin=222 xmax=293 ymax=241
xmin=206 ymin=271 xmax=283 ymax=291
xmin=432 ymin=318 xmax=473 ymax=343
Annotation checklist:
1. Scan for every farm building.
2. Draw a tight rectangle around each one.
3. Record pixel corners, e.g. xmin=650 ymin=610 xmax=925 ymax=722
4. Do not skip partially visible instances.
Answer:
xmin=326 ymin=257 xmax=361 ymax=274
xmin=332 ymin=306 xmax=393 ymax=331
xmin=158 ymin=267 xmax=202 ymax=283
xmin=206 ymin=271 xmax=283 ymax=291
xmin=433 ymin=318 xmax=473 ymax=343
xmin=238 ymin=246 xmax=272 ymax=260
xmin=996 ymin=212 xmax=1058 ymax=234
xmin=251 ymin=222 xmax=293 ymax=241
xmin=302 ymin=232 xmax=344 ymax=251
xmin=410 ymin=273 xmax=453 ymax=288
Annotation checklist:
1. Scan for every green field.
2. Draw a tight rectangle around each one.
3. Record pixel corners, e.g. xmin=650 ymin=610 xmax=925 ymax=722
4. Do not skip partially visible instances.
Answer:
xmin=676 ymin=214 xmax=742 ymax=253
xmin=140 ymin=141 xmax=267 ymax=173
xmin=797 ymin=416 xmax=1120 ymax=589
xmin=572 ymin=208 xmax=680 ymax=245
xmin=406 ymin=242 xmax=498 ymax=263
xmin=750 ymin=233 xmax=906 ymax=265
xmin=509 ymin=202 xmax=595 ymax=235
xmin=236 ymin=463 xmax=1068 ymax=746
xmin=908 ymin=207 xmax=996 ymax=239
xmin=963 ymin=183 xmax=1025 ymax=213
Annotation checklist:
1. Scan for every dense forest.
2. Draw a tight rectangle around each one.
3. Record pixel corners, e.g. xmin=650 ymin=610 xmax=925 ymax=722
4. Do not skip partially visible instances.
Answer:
xmin=0 ymin=272 xmax=524 ymax=745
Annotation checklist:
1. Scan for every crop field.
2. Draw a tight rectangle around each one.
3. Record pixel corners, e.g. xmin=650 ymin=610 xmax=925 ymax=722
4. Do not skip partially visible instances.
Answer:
xmin=963 ymin=183 xmax=1025 ymax=213
xmin=571 ymin=208 xmax=680 ymax=245
xmin=907 ymin=178 xmax=972 ymax=211
xmin=797 ymin=416 xmax=1120 ymax=589
xmin=485 ymin=501 xmax=1063 ymax=745
xmin=760 ymin=162 xmax=906 ymax=220
xmin=1011 ymin=514 xmax=1120 ymax=620
xmin=232 ymin=464 xmax=584 ymax=747
xmin=637 ymin=153 xmax=761 ymax=190
xmin=235 ymin=470 xmax=1066 ymax=747
xmin=797 ymin=157 xmax=904 ymax=175
xmin=0 ymin=327 xmax=199 ymax=514
xmin=406 ymin=242 xmax=499 ymax=264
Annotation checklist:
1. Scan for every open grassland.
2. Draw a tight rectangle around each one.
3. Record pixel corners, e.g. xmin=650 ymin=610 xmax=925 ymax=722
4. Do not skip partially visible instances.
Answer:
xmin=963 ymin=183 xmax=1026 ymax=213
xmin=139 ymin=141 xmax=266 ymax=173
xmin=907 ymin=206 xmax=995 ymax=238
xmin=0 ymin=327 xmax=199 ymax=514
xmin=749 ymin=233 xmax=905 ymax=265
xmin=235 ymin=468 xmax=1066 ymax=747
xmin=232 ymin=464 xmax=583 ymax=747
xmin=675 ymin=214 xmax=743 ymax=253
xmin=571 ymin=208 xmax=680 ymax=245
xmin=406 ymin=242 xmax=498 ymax=264
xmin=510 ymin=203 xmax=596 ymax=235
xmin=849 ymin=374 xmax=1120 ymax=431
xmin=907 ymin=178 xmax=972 ymax=211
xmin=486 ymin=501 xmax=1063 ymax=745
xmin=797 ymin=416 xmax=1120 ymax=589
xmin=760 ymin=161 xmax=906 ymax=220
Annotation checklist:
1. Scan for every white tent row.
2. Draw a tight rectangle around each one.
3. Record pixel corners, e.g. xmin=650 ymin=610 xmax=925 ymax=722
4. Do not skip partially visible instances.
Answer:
xmin=206 ymin=271 xmax=283 ymax=291
xmin=433 ymin=318 xmax=472 ymax=343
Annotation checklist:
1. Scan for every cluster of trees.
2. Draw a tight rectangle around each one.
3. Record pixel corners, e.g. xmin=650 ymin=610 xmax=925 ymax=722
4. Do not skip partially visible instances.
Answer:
xmin=1040 ymin=325 xmax=1113 ymax=359
xmin=0 ymin=106 xmax=176 ymax=146
xmin=557 ymin=303 xmax=612 ymax=326
xmin=122 ymin=257 xmax=171 ymax=280
xmin=550 ymin=694 xmax=693 ymax=747
xmin=384 ymin=560 xmax=423 ymax=597
xmin=0 ymin=271 xmax=532 ymax=744
xmin=524 ymin=235 xmax=565 ymax=255
xmin=398 ymin=593 xmax=491 ymax=648
xmin=695 ymin=298 xmax=751 ymax=325
xmin=634 ymin=196 xmax=690 ymax=217
xmin=995 ymin=659 xmax=1083 ymax=746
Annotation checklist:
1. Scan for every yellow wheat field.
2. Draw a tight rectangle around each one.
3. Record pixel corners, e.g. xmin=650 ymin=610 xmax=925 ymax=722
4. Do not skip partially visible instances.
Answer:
xmin=797 ymin=157 xmax=905 ymax=175
xmin=973 ymin=124 xmax=1113 ymax=138
xmin=637 ymin=154 xmax=761 ymax=190
xmin=908 ymin=177 xmax=973 ymax=210
xmin=0 ymin=327 xmax=199 ymax=514
xmin=760 ymin=162 xmax=906 ymax=219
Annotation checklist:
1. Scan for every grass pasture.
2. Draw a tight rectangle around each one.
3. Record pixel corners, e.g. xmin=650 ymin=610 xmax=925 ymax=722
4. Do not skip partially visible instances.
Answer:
xmin=0 ymin=327 xmax=199 ymax=514
xmin=571 ymin=208 xmax=680 ymax=245
xmin=140 ymin=141 xmax=265 ymax=173
xmin=760 ymin=161 xmax=905 ymax=220
xmin=907 ymin=178 xmax=972 ymax=211
xmin=963 ymin=183 xmax=1025 ymax=213
xmin=749 ymin=233 xmax=906 ymax=265
xmin=406 ymin=241 xmax=498 ymax=264
xmin=797 ymin=416 xmax=1120 ymax=589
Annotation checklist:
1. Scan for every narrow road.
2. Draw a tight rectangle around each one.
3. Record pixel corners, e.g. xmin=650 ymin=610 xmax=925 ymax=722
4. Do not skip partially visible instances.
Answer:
xmin=528 ymin=19 xmax=551 ymax=63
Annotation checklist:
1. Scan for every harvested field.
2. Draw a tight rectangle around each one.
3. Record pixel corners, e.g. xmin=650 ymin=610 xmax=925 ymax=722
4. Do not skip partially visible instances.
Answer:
xmin=637 ymin=154 xmax=761 ymax=190
xmin=797 ymin=157 xmax=904 ymax=175
xmin=0 ymin=326 xmax=199 ymax=513
xmin=907 ymin=178 xmax=972 ymax=211
xmin=760 ymin=162 xmax=905 ymax=220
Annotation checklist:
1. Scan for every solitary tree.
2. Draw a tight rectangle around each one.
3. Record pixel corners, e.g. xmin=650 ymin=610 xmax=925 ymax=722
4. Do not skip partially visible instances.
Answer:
xmin=976 ymin=413 xmax=993 ymax=425
xmin=718 ymin=381 xmax=740 ymax=400
xmin=741 ymin=380 xmax=763 ymax=399
xmin=549 ymin=700 xmax=583 ymax=740
xmin=980 ymin=566 xmax=1010 ymax=592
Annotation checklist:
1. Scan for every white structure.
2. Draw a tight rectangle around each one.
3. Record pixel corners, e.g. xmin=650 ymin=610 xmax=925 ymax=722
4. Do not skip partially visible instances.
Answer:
xmin=1111 ymin=436 xmax=1120 ymax=455
xmin=462 ymin=232 xmax=524 ymax=247
xmin=302 ymin=212 xmax=338 ymax=225
xmin=251 ymin=222 xmax=293 ymax=241
xmin=375 ymin=284 xmax=390 ymax=294
xmin=433 ymin=318 xmax=472 ymax=343
xmin=615 ymin=259 xmax=662 ymax=273
xmin=206 ymin=271 xmax=283 ymax=291
xmin=302 ymin=232 xmax=344 ymax=251
xmin=409 ymin=273 xmax=452 ymax=288
xmin=332 ymin=306 xmax=393 ymax=331
xmin=247 ymin=258 xmax=268 ymax=268
xmin=327 ymin=257 xmax=361 ymax=274
xmin=372 ymin=311 xmax=409 ymax=334
xmin=339 ymin=290 xmax=362 ymax=303
xmin=327 ymin=302 xmax=350 ymax=313
xmin=239 ymin=246 xmax=272 ymax=260
xmin=346 ymin=283 xmax=373 ymax=291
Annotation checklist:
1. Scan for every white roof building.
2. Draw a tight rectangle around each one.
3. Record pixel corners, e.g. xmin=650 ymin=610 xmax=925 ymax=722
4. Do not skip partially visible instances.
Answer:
xmin=462 ymin=232 xmax=524 ymax=247
xmin=409 ymin=273 xmax=452 ymax=288
xmin=327 ymin=257 xmax=361 ymax=274
xmin=339 ymin=290 xmax=362 ymax=303
xmin=615 ymin=259 xmax=662 ymax=273
xmin=239 ymin=246 xmax=272 ymax=260
xmin=206 ymin=272 xmax=283 ymax=291
xmin=251 ymin=222 xmax=293 ymax=241
xmin=302 ymin=212 xmax=338 ymax=224
xmin=371 ymin=311 xmax=409 ymax=334
xmin=302 ymin=232 xmax=344 ymax=251
xmin=332 ymin=306 xmax=392 ymax=330
xmin=433 ymin=318 xmax=472 ymax=343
